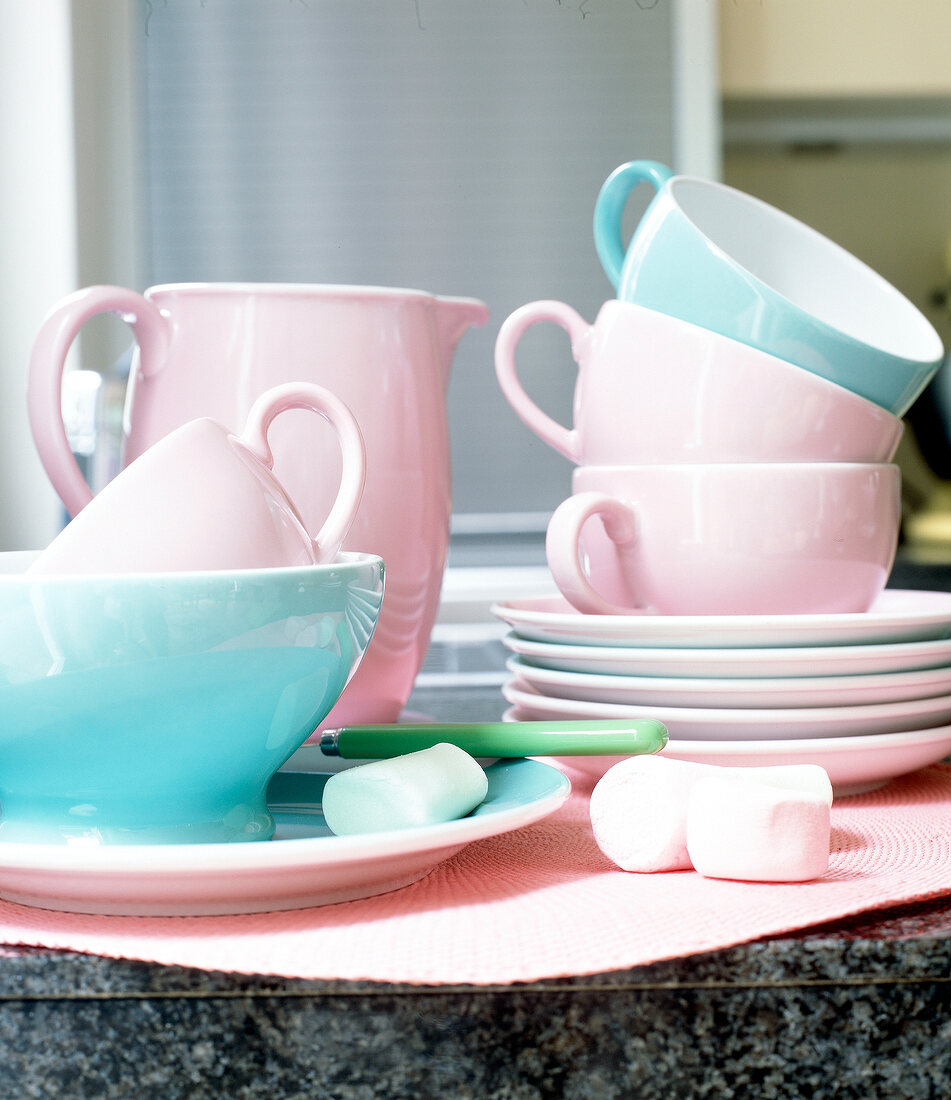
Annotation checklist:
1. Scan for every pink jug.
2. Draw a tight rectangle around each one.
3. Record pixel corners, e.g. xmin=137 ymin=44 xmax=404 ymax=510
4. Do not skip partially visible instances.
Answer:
xmin=29 ymin=283 xmax=488 ymax=729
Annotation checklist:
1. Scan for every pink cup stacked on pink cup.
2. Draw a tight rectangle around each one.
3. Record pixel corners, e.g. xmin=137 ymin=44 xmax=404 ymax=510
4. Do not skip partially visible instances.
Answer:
xmin=495 ymin=297 xmax=909 ymax=617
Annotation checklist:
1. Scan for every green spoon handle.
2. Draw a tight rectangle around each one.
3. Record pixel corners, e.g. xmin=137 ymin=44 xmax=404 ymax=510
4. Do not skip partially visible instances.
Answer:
xmin=320 ymin=719 xmax=668 ymax=759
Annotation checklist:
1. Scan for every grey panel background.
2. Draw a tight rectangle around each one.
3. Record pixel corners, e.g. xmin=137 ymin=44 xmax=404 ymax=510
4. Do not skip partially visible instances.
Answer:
xmin=140 ymin=0 xmax=674 ymax=525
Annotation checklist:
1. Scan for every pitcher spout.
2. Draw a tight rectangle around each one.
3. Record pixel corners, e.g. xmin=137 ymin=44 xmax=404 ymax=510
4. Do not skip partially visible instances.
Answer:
xmin=433 ymin=296 xmax=490 ymax=383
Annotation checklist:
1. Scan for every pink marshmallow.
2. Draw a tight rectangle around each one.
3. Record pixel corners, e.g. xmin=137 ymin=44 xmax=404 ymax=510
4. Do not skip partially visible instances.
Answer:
xmin=686 ymin=775 xmax=830 ymax=882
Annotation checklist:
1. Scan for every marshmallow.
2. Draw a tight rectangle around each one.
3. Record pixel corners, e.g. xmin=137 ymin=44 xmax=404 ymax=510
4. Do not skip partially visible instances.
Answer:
xmin=741 ymin=764 xmax=833 ymax=807
xmin=589 ymin=756 xmax=833 ymax=873
xmin=321 ymin=743 xmax=489 ymax=836
xmin=686 ymin=774 xmax=831 ymax=882
xmin=589 ymin=756 xmax=712 ymax=872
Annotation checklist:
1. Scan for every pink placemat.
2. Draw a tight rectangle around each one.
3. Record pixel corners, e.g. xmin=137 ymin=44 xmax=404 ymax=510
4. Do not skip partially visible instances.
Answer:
xmin=0 ymin=764 xmax=949 ymax=985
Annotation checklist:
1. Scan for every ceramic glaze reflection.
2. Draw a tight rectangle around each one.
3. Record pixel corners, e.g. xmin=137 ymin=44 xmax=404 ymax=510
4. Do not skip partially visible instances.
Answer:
xmin=0 ymin=552 xmax=383 ymax=845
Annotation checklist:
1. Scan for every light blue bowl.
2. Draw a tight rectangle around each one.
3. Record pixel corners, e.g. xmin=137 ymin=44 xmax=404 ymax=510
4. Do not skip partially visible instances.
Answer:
xmin=594 ymin=161 xmax=944 ymax=416
xmin=0 ymin=552 xmax=383 ymax=845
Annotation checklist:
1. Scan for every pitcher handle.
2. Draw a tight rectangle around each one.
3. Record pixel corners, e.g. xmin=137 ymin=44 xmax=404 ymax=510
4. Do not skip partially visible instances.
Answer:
xmin=239 ymin=382 xmax=367 ymax=564
xmin=494 ymin=300 xmax=591 ymax=463
xmin=546 ymin=491 xmax=640 ymax=616
xmin=27 ymin=286 xmax=170 ymax=518
xmin=593 ymin=160 xmax=674 ymax=288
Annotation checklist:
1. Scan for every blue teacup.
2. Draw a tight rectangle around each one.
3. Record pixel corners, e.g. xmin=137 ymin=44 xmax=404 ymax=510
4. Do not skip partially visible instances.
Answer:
xmin=593 ymin=160 xmax=943 ymax=416
xmin=0 ymin=552 xmax=383 ymax=845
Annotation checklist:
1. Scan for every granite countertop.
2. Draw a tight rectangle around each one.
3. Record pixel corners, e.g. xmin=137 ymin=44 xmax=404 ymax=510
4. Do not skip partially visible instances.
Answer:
xmin=0 ymin=895 xmax=948 ymax=1099
xmin=1 ymin=553 xmax=949 ymax=1098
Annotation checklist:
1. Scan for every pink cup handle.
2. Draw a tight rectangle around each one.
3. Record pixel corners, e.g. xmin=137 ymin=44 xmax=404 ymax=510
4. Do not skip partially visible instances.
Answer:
xmin=238 ymin=382 xmax=367 ymax=564
xmin=546 ymin=491 xmax=640 ymax=615
xmin=27 ymin=286 xmax=171 ymax=518
xmin=494 ymin=300 xmax=591 ymax=462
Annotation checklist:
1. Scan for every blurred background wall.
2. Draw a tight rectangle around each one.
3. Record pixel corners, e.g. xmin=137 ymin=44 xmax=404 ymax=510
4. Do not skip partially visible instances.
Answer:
xmin=0 ymin=0 xmax=716 ymax=553
xmin=719 ymin=0 xmax=951 ymax=548
xmin=5 ymin=0 xmax=951 ymax=561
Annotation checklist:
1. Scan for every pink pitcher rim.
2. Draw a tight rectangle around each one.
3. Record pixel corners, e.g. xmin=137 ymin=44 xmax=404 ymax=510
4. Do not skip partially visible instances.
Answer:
xmin=144 ymin=282 xmax=485 ymax=304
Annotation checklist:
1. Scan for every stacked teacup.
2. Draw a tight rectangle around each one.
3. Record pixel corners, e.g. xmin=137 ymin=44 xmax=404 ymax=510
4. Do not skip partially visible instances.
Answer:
xmin=496 ymin=159 xmax=945 ymax=619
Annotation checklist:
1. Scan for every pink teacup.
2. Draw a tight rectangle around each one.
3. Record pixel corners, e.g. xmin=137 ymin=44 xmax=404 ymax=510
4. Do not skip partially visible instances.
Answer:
xmin=495 ymin=299 xmax=904 ymax=465
xmin=29 ymin=382 xmax=366 ymax=575
xmin=546 ymin=463 xmax=901 ymax=616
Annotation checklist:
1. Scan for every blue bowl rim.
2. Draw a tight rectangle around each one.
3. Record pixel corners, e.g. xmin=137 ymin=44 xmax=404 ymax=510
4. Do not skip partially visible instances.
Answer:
xmin=0 ymin=550 xmax=384 ymax=586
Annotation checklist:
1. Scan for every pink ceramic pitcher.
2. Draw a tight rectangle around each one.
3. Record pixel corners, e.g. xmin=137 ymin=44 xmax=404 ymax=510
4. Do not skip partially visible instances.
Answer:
xmin=29 ymin=283 xmax=488 ymax=728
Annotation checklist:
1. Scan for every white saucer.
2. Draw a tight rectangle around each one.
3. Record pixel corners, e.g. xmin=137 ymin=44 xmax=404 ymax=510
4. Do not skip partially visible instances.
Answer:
xmin=502 ymin=680 xmax=951 ymax=741
xmin=506 ymin=655 xmax=951 ymax=709
xmin=660 ymin=727 xmax=951 ymax=796
xmin=492 ymin=591 xmax=951 ymax=649
xmin=502 ymin=708 xmax=951 ymax=797
xmin=0 ymin=755 xmax=570 ymax=916
xmin=503 ymin=631 xmax=951 ymax=679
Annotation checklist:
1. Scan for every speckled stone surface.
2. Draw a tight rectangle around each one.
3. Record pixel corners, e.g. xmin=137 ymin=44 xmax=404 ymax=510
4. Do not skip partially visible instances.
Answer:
xmin=0 ymin=556 xmax=948 ymax=1098
xmin=0 ymin=896 xmax=948 ymax=1099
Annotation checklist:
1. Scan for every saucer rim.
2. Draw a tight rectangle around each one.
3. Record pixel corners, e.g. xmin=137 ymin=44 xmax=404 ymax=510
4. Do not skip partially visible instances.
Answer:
xmin=492 ymin=589 xmax=951 ymax=649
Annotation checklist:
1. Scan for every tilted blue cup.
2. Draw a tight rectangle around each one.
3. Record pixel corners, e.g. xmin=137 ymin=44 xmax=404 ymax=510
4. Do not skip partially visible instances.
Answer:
xmin=593 ymin=160 xmax=943 ymax=417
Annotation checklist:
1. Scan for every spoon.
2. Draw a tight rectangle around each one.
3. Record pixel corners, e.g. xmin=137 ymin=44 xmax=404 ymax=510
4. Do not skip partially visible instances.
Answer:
xmin=318 ymin=719 xmax=668 ymax=760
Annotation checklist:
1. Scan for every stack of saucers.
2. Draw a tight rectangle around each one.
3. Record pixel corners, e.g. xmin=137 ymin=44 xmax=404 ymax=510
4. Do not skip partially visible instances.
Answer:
xmin=494 ymin=590 xmax=951 ymax=797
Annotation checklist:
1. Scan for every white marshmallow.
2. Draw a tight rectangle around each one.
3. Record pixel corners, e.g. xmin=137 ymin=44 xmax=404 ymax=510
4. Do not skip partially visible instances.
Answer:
xmin=322 ymin=743 xmax=488 ymax=836
xmin=589 ymin=756 xmax=712 ymax=872
xmin=589 ymin=756 xmax=833 ymax=873
xmin=686 ymin=775 xmax=830 ymax=882
xmin=740 ymin=764 xmax=833 ymax=807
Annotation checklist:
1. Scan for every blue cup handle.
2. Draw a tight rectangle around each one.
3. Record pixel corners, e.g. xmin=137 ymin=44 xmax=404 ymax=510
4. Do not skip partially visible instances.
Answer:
xmin=593 ymin=160 xmax=674 ymax=288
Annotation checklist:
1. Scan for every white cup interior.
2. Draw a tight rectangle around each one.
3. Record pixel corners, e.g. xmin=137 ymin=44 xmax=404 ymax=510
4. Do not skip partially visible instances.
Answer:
xmin=669 ymin=178 xmax=943 ymax=363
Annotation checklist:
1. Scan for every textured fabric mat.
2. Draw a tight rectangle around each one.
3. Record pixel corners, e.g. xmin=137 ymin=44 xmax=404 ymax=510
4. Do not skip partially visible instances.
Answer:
xmin=0 ymin=764 xmax=948 ymax=985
